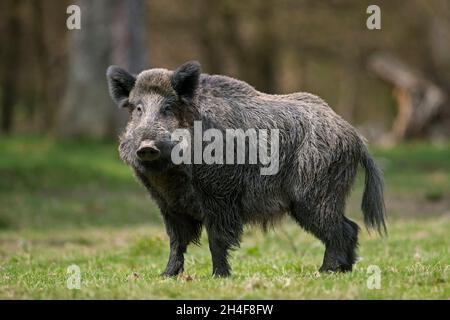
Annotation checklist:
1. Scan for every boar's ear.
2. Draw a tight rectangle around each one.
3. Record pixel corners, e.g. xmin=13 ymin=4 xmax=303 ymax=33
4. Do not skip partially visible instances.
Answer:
xmin=106 ymin=66 xmax=136 ymax=107
xmin=171 ymin=61 xmax=201 ymax=101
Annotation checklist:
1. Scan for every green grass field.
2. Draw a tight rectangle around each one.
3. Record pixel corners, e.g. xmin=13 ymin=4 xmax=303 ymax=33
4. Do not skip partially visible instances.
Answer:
xmin=0 ymin=136 xmax=449 ymax=299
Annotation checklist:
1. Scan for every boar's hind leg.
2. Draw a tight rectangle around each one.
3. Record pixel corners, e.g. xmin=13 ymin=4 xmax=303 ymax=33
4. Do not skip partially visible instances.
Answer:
xmin=318 ymin=216 xmax=359 ymax=273
xmin=161 ymin=212 xmax=203 ymax=277
xmin=203 ymin=203 xmax=243 ymax=278
xmin=290 ymin=201 xmax=359 ymax=273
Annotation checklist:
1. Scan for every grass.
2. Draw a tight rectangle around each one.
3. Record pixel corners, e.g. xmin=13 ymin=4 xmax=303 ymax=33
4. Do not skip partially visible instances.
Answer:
xmin=0 ymin=136 xmax=449 ymax=299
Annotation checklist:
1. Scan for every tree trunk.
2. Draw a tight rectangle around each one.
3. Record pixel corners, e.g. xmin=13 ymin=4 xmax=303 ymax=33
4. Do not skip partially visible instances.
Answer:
xmin=57 ymin=0 xmax=148 ymax=138
xmin=31 ymin=0 xmax=50 ymax=129
xmin=196 ymin=1 xmax=225 ymax=75
xmin=222 ymin=0 xmax=278 ymax=93
xmin=1 ymin=0 xmax=22 ymax=134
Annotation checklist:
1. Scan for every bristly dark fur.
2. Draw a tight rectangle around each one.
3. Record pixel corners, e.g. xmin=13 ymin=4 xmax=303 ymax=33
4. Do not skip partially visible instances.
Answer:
xmin=361 ymin=148 xmax=387 ymax=235
xmin=106 ymin=61 xmax=387 ymax=277
xmin=106 ymin=66 xmax=136 ymax=108
xmin=171 ymin=61 xmax=201 ymax=101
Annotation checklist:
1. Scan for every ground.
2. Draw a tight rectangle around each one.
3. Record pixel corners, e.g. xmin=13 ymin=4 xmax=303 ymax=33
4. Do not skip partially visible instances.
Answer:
xmin=0 ymin=136 xmax=449 ymax=299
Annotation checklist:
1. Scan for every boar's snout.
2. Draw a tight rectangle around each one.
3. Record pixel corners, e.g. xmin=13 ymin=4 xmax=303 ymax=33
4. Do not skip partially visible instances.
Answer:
xmin=136 ymin=140 xmax=160 ymax=162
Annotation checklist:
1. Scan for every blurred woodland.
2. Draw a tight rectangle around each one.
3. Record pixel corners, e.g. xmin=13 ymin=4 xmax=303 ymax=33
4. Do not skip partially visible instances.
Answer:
xmin=1 ymin=0 xmax=449 ymax=143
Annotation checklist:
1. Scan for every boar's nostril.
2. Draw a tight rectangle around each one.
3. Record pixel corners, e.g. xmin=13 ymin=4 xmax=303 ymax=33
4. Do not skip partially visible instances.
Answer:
xmin=136 ymin=140 xmax=160 ymax=161
xmin=137 ymin=146 xmax=160 ymax=161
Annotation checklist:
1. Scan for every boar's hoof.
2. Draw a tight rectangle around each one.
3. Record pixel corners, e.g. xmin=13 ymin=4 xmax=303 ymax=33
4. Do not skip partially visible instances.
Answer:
xmin=161 ymin=270 xmax=183 ymax=277
xmin=212 ymin=269 xmax=231 ymax=278
xmin=161 ymin=264 xmax=184 ymax=277
xmin=319 ymin=263 xmax=353 ymax=273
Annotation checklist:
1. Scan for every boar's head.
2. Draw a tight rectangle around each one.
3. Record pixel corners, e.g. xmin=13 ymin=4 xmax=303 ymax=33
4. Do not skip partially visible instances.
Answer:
xmin=106 ymin=61 xmax=201 ymax=173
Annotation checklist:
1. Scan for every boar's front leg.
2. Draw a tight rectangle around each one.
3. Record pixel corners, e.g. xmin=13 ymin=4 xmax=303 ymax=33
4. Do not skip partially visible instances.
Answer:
xmin=203 ymin=201 xmax=243 ymax=278
xmin=161 ymin=211 xmax=202 ymax=277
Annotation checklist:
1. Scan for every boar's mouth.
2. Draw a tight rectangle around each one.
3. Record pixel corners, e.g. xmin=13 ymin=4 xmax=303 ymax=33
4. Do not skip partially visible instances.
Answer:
xmin=137 ymin=157 xmax=175 ymax=173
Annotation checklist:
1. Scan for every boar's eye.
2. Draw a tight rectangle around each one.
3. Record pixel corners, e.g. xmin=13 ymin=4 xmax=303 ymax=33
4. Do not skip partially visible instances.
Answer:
xmin=161 ymin=104 xmax=174 ymax=117
xmin=160 ymin=98 xmax=176 ymax=117
xmin=135 ymin=104 xmax=143 ymax=116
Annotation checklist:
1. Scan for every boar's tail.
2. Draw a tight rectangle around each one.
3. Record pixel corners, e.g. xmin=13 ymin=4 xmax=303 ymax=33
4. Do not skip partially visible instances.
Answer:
xmin=360 ymin=146 xmax=387 ymax=236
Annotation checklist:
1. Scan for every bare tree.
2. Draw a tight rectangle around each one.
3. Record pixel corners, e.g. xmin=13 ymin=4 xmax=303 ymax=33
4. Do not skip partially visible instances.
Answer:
xmin=57 ymin=0 xmax=148 ymax=138
xmin=221 ymin=0 xmax=278 ymax=93
xmin=1 ymin=0 xmax=22 ymax=134
xmin=368 ymin=52 xmax=446 ymax=142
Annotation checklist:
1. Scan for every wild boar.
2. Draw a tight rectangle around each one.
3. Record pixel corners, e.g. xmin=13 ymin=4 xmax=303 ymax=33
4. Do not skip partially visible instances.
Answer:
xmin=106 ymin=61 xmax=386 ymax=277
